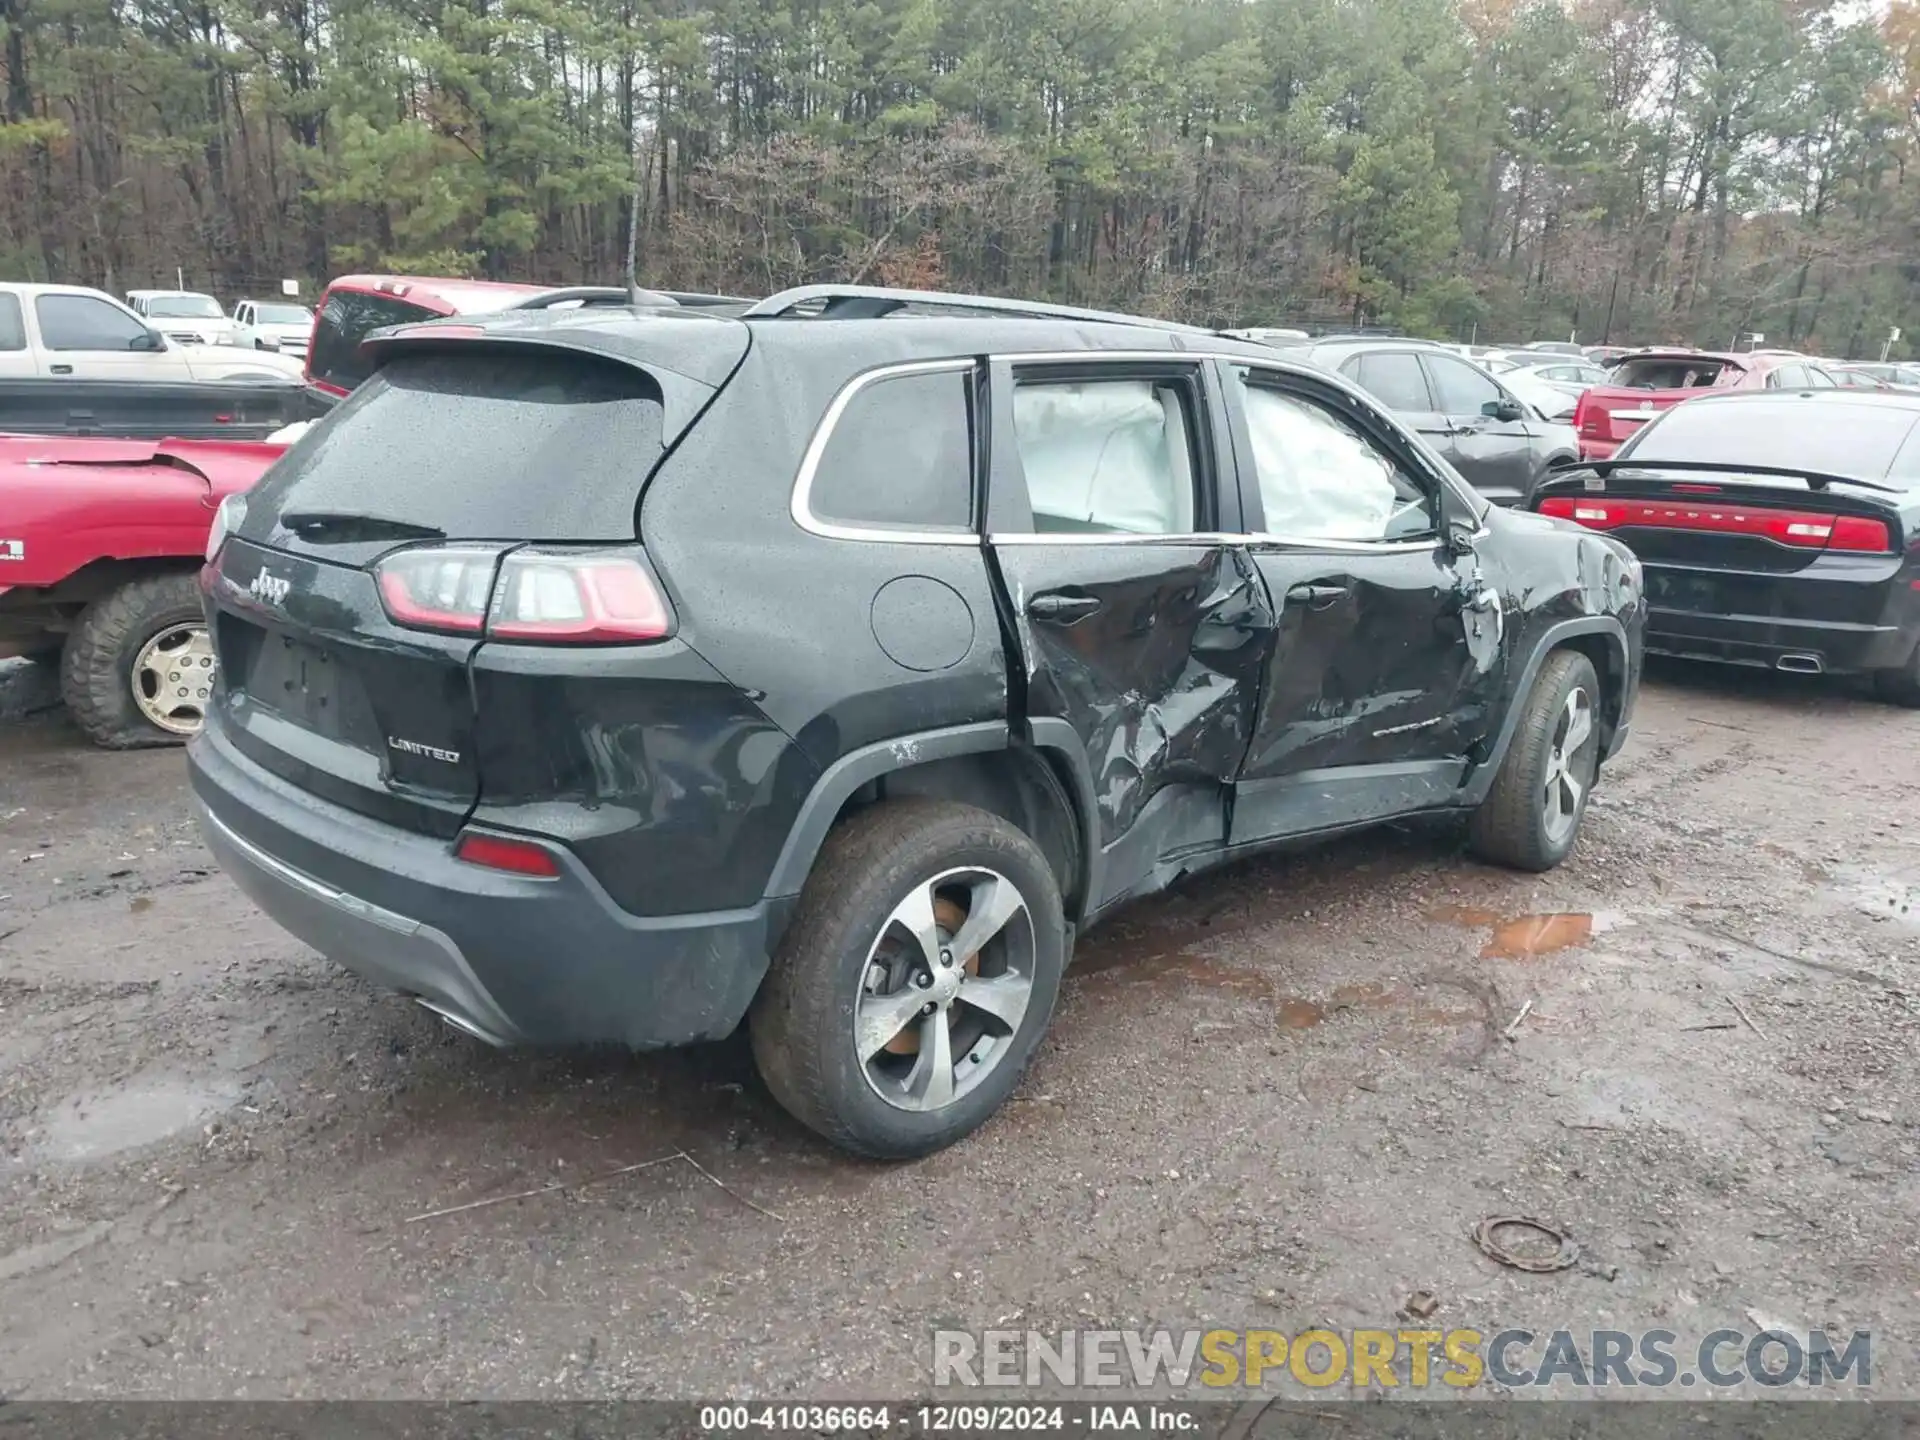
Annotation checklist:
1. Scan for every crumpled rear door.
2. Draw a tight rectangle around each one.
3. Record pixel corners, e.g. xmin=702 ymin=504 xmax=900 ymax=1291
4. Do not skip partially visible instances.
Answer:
xmin=985 ymin=356 xmax=1272 ymax=912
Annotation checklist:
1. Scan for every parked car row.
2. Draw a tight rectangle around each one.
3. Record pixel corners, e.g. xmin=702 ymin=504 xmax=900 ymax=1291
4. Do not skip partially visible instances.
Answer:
xmin=124 ymin=289 xmax=317 ymax=359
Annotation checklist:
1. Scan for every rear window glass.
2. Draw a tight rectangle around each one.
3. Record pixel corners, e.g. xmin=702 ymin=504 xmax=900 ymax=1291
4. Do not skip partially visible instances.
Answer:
xmin=1622 ymin=400 xmax=1920 ymax=484
xmin=308 ymin=290 xmax=436 ymax=392
xmin=0 ymin=293 xmax=23 ymax=351
xmin=808 ymin=369 xmax=973 ymax=531
xmin=1612 ymin=357 xmax=1735 ymax=390
xmin=252 ymin=351 xmax=665 ymax=540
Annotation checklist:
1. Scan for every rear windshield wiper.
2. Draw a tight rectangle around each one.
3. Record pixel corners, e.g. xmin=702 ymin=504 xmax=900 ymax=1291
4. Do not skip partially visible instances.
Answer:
xmin=280 ymin=510 xmax=448 ymax=543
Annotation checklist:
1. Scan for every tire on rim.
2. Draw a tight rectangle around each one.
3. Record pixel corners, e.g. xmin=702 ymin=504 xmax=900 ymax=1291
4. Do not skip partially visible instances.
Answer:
xmin=1468 ymin=648 xmax=1602 ymax=872
xmin=1872 ymin=640 xmax=1920 ymax=708
xmin=750 ymin=797 xmax=1067 ymax=1159
xmin=61 ymin=572 xmax=215 ymax=748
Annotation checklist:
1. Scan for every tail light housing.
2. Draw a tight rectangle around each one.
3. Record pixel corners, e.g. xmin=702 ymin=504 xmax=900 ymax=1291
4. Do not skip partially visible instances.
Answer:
xmin=1574 ymin=394 xmax=1607 ymax=440
xmin=374 ymin=545 xmax=674 ymax=643
xmin=1539 ymin=495 xmax=1893 ymax=553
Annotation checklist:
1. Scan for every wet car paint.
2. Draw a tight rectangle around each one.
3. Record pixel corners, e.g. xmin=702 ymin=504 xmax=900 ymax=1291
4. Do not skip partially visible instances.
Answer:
xmin=194 ymin=311 xmax=1647 ymax=1051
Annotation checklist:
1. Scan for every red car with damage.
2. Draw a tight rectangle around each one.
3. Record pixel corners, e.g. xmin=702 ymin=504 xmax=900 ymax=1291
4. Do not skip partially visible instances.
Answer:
xmin=0 ymin=436 xmax=286 ymax=746
xmin=1575 ymin=350 xmax=1841 ymax=460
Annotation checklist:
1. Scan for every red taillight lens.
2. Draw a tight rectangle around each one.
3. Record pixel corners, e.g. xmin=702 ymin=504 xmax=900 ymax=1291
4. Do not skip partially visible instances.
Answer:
xmin=373 ymin=546 xmax=673 ymax=644
xmin=1538 ymin=496 xmax=1893 ymax=553
xmin=1574 ymin=396 xmax=1606 ymax=438
xmin=374 ymin=546 xmax=500 ymax=635
xmin=1830 ymin=515 xmax=1893 ymax=552
xmin=488 ymin=551 xmax=672 ymax=642
xmin=455 ymin=832 xmax=561 ymax=877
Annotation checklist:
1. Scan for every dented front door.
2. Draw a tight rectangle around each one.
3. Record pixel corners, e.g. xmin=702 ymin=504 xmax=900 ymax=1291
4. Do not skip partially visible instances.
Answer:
xmin=985 ymin=356 xmax=1271 ymax=909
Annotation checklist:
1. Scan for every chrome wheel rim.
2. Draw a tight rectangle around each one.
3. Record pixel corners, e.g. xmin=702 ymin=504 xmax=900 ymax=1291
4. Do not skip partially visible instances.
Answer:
xmin=132 ymin=623 xmax=216 ymax=735
xmin=854 ymin=866 xmax=1036 ymax=1113
xmin=1542 ymin=685 xmax=1595 ymax=845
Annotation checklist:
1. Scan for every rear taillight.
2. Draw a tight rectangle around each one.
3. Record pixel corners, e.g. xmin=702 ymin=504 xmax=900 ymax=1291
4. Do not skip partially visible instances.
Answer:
xmin=454 ymin=831 xmax=561 ymax=877
xmin=205 ymin=493 xmax=246 ymax=563
xmin=374 ymin=546 xmax=500 ymax=634
xmin=488 ymin=550 xmax=673 ymax=642
xmin=1538 ymin=496 xmax=1893 ymax=553
xmin=1574 ymin=394 xmax=1606 ymax=439
xmin=373 ymin=546 xmax=674 ymax=643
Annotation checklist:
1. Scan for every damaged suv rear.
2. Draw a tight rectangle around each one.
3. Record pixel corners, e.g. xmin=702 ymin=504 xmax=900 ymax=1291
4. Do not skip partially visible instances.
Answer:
xmin=191 ymin=285 xmax=1645 ymax=1158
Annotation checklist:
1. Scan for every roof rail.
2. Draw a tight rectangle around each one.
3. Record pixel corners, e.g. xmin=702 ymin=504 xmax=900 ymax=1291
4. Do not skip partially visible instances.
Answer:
xmin=741 ymin=284 xmax=1212 ymax=335
xmin=507 ymin=286 xmax=679 ymax=311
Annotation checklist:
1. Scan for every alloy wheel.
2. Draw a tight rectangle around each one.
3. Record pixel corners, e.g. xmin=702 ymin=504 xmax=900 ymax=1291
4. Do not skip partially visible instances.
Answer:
xmin=1541 ymin=684 xmax=1595 ymax=845
xmin=854 ymin=867 xmax=1036 ymax=1113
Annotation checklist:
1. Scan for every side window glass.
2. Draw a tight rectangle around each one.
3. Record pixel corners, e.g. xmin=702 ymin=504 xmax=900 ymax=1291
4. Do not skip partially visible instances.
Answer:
xmin=1236 ymin=372 xmax=1435 ymax=542
xmin=808 ymin=369 xmax=973 ymax=531
xmin=1350 ymin=352 xmax=1434 ymax=412
xmin=0 ymin=294 xmax=25 ymax=351
xmin=1804 ymin=366 xmax=1836 ymax=389
xmin=1011 ymin=378 xmax=1198 ymax=535
xmin=35 ymin=295 xmax=149 ymax=351
xmin=1426 ymin=354 xmax=1505 ymax=415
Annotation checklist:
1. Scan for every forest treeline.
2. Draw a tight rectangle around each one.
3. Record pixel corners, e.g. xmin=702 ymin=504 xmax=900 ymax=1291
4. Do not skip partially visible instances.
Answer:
xmin=1 ymin=0 xmax=1918 ymax=351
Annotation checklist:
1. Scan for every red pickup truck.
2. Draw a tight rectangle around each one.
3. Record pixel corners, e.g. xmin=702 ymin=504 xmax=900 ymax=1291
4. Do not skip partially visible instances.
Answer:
xmin=0 ymin=436 xmax=285 ymax=745
xmin=0 ymin=276 xmax=741 ymax=746
xmin=1574 ymin=349 xmax=1841 ymax=459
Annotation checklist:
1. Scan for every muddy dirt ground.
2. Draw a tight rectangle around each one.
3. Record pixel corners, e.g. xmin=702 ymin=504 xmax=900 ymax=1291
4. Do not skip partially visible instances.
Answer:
xmin=1 ymin=655 xmax=1917 ymax=1400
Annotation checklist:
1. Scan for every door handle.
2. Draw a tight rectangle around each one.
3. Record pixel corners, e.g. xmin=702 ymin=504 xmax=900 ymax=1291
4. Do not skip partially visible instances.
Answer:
xmin=50 ymin=364 xmax=72 ymax=375
xmin=1027 ymin=592 xmax=1102 ymax=623
xmin=1285 ymin=582 xmax=1349 ymax=610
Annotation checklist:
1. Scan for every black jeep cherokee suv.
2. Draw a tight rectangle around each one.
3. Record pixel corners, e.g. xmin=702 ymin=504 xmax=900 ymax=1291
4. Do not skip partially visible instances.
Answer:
xmin=190 ymin=284 xmax=1645 ymax=1158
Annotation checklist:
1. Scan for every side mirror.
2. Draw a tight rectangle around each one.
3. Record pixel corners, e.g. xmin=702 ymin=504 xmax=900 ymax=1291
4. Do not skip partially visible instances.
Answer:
xmin=129 ymin=329 xmax=165 ymax=353
xmin=1482 ymin=397 xmax=1526 ymax=422
xmin=1442 ymin=494 xmax=1480 ymax=556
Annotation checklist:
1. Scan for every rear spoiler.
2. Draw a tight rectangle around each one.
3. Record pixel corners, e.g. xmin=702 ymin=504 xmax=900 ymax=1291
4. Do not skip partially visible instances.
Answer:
xmin=1556 ymin=458 xmax=1902 ymax=496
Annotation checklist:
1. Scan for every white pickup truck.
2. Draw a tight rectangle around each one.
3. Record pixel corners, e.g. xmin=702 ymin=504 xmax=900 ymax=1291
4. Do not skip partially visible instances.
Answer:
xmin=0 ymin=283 xmax=303 ymax=382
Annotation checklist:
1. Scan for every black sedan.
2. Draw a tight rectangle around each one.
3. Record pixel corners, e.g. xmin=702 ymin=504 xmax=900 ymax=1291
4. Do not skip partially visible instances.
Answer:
xmin=1529 ymin=390 xmax=1920 ymax=703
xmin=1302 ymin=338 xmax=1578 ymax=507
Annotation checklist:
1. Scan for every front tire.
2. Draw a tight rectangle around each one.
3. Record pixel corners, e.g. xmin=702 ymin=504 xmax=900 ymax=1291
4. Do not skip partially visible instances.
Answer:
xmin=750 ymin=799 xmax=1067 ymax=1159
xmin=61 ymin=573 xmax=214 ymax=749
xmin=1468 ymin=649 xmax=1602 ymax=872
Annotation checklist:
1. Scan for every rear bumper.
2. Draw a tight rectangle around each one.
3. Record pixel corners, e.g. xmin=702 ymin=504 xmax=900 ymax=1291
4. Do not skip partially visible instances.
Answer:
xmin=189 ymin=721 xmax=775 ymax=1049
xmin=1646 ymin=606 xmax=1915 ymax=675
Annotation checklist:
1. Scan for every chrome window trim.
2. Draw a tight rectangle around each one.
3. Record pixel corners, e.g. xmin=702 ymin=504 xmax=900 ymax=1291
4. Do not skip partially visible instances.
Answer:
xmin=790 ymin=347 xmax=1483 ymax=553
xmin=789 ymin=357 xmax=984 ymax=546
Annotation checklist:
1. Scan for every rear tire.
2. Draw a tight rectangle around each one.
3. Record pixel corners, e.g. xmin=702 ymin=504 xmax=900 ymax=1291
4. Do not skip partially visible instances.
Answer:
xmin=1468 ymin=649 xmax=1602 ymax=872
xmin=61 ymin=573 xmax=213 ymax=749
xmin=750 ymin=798 xmax=1066 ymax=1159
xmin=1872 ymin=643 xmax=1920 ymax=708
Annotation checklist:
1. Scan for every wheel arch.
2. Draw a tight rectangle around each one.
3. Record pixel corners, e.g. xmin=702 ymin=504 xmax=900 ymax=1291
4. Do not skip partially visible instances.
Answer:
xmin=763 ymin=721 xmax=1098 ymax=924
xmin=1461 ymin=615 xmax=1629 ymax=807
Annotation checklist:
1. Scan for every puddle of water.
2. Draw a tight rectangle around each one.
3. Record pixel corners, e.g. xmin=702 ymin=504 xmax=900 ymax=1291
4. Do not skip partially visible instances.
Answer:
xmin=1430 ymin=904 xmax=1622 ymax=959
xmin=1277 ymin=998 xmax=1324 ymax=1029
xmin=35 ymin=1075 xmax=240 ymax=1162
xmin=1074 ymin=944 xmax=1274 ymax=996
xmin=1835 ymin=871 xmax=1919 ymax=930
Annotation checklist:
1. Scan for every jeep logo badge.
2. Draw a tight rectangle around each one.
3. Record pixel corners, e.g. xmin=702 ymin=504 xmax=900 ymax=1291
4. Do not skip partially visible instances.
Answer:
xmin=248 ymin=570 xmax=291 ymax=606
